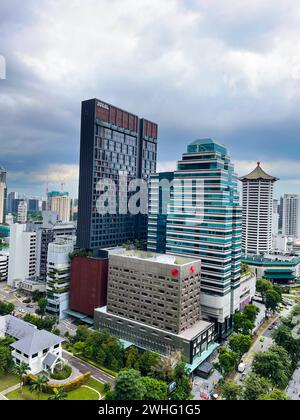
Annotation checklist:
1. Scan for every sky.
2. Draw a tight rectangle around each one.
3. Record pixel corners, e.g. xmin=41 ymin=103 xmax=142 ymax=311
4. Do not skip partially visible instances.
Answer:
xmin=1 ymin=0 xmax=300 ymax=199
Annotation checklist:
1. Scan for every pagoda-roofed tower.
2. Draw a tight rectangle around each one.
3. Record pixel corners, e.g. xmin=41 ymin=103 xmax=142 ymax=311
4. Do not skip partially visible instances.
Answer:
xmin=240 ymin=162 xmax=278 ymax=256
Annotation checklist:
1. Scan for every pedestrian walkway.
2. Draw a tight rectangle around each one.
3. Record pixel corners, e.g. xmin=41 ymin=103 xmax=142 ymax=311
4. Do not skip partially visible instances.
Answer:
xmin=48 ymin=366 xmax=82 ymax=386
xmin=1 ymin=383 xmax=20 ymax=396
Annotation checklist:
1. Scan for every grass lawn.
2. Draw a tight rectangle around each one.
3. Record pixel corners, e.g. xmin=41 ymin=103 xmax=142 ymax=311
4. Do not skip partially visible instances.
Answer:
xmin=7 ymin=384 xmax=100 ymax=401
xmin=86 ymin=377 xmax=105 ymax=394
xmin=0 ymin=374 xmax=19 ymax=392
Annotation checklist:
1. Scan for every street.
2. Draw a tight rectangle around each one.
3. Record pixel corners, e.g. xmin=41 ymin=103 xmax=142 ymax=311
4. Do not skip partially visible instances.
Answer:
xmin=63 ymin=351 xmax=115 ymax=386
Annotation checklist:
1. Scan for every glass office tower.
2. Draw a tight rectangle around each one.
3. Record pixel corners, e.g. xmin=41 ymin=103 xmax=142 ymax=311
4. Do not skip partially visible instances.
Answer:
xmin=77 ymin=99 xmax=158 ymax=250
xmin=148 ymin=139 xmax=241 ymax=339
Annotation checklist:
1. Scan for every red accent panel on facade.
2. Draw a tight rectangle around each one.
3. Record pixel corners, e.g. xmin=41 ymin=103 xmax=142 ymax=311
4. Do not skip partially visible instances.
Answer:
xmin=171 ymin=268 xmax=179 ymax=277
xmin=109 ymin=107 xmax=116 ymax=125
xmin=116 ymin=109 xmax=123 ymax=127
xmin=69 ymin=256 xmax=108 ymax=317
xmin=96 ymin=106 xmax=109 ymax=122
xmin=129 ymin=115 xmax=136 ymax=132
xmin=122 ymin=112 xmax=129 ymax=130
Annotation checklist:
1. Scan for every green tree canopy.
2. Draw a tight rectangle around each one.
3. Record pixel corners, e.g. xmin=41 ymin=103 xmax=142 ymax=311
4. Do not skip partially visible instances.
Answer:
xmin=140 ymin=377 xmax=168 ymax=400
xmin=113 ymin=369 xmax=146 ymax=400
xmin=265 ymin=289 xmax=282 ymax=313
xmin=215 ymin=347 xmax=239 ymax=377
xmin=257 ymin=389 xmax=290 ymax=400
xmin=228 ymin=334 xmax=252 ymax=357
xmin=243 ymin=373 xmax=272 ymax=400
xmin=221 ymin=379 xmax=242 ymax=400
xmin=252 ymin=345 xmax=292 ymax=389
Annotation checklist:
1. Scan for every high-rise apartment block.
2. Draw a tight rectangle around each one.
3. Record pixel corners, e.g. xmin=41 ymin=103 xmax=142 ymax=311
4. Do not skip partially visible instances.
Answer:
xmin=77 ymin=99 xmax=158 ymax=250
xmin=240 ymin=162 xmax=278 ymax=256
xmin=94 ymin=248 xmax=216 ymax=364
xmin=17 ymin=200 xmax=28 ymax=223
xmin=7 ymin=224 xmax=37 ymax=287
xmin=0 ymin=252 xmax=9 ymax=282
xmin=282 ymin=194 xmax=300 ymax=239
xmin=48 ymin=191 xmax=71 ymax=223
xmin=0 ymin=166 xmax=7 ymax=224
xmin=148 ymin=139 xmax=241 ymax=339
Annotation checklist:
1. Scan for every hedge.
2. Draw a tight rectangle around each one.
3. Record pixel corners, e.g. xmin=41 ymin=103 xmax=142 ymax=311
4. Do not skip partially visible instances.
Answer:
xmin=23 ymin=372 xmax=91 ymax=394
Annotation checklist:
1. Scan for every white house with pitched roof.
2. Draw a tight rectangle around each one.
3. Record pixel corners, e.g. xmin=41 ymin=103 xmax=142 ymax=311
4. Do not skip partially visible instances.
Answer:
xmin=0 ymin=315 xmax=64 ymax=374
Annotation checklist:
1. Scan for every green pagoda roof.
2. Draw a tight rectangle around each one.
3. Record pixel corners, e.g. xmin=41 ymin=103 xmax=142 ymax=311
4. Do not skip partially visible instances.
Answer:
xmin=239 ymin=162 xmax=278 ymax=181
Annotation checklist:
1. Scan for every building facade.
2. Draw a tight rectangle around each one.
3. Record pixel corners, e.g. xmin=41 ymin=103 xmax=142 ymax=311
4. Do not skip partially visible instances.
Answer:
xmin=48 ymin=191 xmax=71 ymax=223
xmin=240 ymin=162 xmax=278 ymax=256
xmin=94 ymin=248 xmax=216 ymax=366
xmin=282 ymin=194 xmax=300 ymax=239
xmin=148 ymin=139 xmax=242 ymax=339
xmin=77 ymin=98 xmax=158 ymax=251
xmin=0 ymin=166 xmax=7 ymax=224
xmin=0 ymin=252 xmax=9 ymax=282
xmin=17 ymin=200 xmax=28 ymax=223
xmin=46 ymin=236 xmax=75 ymax=319
xmin=69 ymin=253 xmax=108 ymax=318
xmin=7 ymin=224 xmax=37 ymax=287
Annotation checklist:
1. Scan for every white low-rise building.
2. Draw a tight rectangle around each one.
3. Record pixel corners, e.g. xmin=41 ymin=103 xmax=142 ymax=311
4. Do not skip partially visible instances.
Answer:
xmin=0 ymin=315 xmax=64 ymax=374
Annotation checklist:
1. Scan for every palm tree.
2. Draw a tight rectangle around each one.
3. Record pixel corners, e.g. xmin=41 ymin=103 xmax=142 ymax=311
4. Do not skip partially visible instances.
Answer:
xmin=48 ymin=387 xmax=68 ymax=401
xmin=13 ymin=362 xmax=30 ymax=394
xmin=29 ymin=375 xmax=49 ymax=400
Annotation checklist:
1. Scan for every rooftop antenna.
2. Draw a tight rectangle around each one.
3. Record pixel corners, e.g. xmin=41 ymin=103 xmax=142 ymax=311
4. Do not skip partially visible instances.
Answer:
xmin=46 ymin=175 xmax=50 ymax=211
xmin=61 ymin=182 xmax=65 ymax=193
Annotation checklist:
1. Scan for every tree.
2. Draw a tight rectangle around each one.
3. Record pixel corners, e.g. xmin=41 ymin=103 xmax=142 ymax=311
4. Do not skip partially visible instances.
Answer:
xmin=0 ymin=345 xmax=13 ymax=375
xmin=243 ymin=373 xmax=272 ymax=400
xmin=29 ymin=375 xmax=49 ymax=400
xmin=228 ymin=334 xmax=252 ymax=358
xmin=256 ymin=279 xmax=273 ymax=301
xmin=258 ymin=389 xmax=290 ymax=400
xmin=113 ymin=369 xmax=146 ymax=400
xmin=73 ymin=341 xmax=86 ymax=355
xmin=252 ymin=345 xmax=292 ymax=389
xmin=215 ymin=347 xmax=239 ymax=377
xmin=13 ymin=362 xmax=30 ymax=394
xmin=171 ymin=357 xmax=193 ymax=401
xmin=140 ymin=377 xmax=168 ymax=400
xmin=48 ymin=387 xmax=68 ymax=401
xmin=233 ymin=313 xmax=254 ymax=335
xmin=36 ymin=298 xmax=48 ymax=317
xmin=221 ymin=380 xmax=242 ymax=400
xmin=272 ymin=323 xmax=300 ymax=365
xmin=243 ymin=304 xmax=259 ymax=323
xmin=0 ymin=301 xmax=15 ymax=315
xmin=124 ymin=347 xmax=140 ymax=370
xmin=150 ymin=356 xmax=174 ymax=383
xmin=265 ymin=289 xmax=281 ymax=313
xmin=139 ymin=351 xmax=160 ymax=376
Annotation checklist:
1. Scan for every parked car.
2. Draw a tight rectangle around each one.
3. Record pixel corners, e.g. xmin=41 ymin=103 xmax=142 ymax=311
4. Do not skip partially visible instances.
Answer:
xmin=238 ymin=363 xmax=246 ymax=373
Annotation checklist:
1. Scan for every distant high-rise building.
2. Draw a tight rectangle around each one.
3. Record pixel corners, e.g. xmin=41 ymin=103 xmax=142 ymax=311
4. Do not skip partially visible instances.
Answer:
xmin=240 ymin=162 xmax=278 ymax=256
xmin=148 ymin=139 xmax=242 ymax=339
xmin=48 ymin=191 xmax=71 ymax=222
xmin=28 ymin=199 xmax=40 ymax=212
xmin=7 ymin=224 xmax=37 ymax=287
xmin=282 ymin=194 xmax=300 ymax=238
xmin=7 ymin=192 xmax=18 ymax=213
xmin=17 ymin=201 xmax=28 ymax=223
xmin=77 ymin=98 xmax=158 ymax=251
xmin=272 ymin=199 xmax=280 ymax=236
xmin=0 ymin=166 xmax=7 ymax=224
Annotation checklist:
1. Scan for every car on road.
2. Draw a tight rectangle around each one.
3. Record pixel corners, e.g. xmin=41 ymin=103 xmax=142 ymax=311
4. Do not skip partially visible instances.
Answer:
xmin=238 ymin=363 xmax=246 ymax=373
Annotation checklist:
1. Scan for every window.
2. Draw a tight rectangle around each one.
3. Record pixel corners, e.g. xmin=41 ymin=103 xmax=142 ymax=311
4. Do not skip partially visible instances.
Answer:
xmin=32 ymin=353 xmax=38 ymax=359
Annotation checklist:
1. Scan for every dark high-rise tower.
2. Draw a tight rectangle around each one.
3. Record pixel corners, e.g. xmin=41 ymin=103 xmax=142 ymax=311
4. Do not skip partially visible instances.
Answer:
xmin=77 ymin=99 xmax=158 ymax=250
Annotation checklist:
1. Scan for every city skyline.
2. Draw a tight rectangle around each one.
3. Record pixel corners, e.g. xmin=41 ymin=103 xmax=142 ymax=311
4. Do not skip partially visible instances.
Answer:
xmin=1 ymin=1 xmax=300 ymax=198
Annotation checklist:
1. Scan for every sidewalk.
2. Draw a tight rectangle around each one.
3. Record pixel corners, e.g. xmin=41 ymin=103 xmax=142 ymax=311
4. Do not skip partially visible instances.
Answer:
xmin=1 ymin=383 xmax=20 ymax=396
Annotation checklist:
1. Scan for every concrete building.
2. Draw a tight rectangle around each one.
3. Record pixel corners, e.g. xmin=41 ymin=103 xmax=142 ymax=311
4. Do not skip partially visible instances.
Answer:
xmin=0 ymin=252 xmax=9 ymax=282
xmin=148 ymin=139 xmax=242 ymax=339
xmin=0 ymin=315 xmax=64 ymax=374
xmin=282 ymin=194 xmax=300 ymax=239
xmin=5 ymin=213 xmax=14 ymax=225
xmin=17 ymin=200 xmax=28 ymax=223
xmin=48 ymin=191 xmax=71 ymax=223
xmin=94 ymin=248 xmax=217 ymax=367
xmin=46 ymin=236 xmax=75 ymax=319
xmin=0 ymin=166 xmax=7 ymax=224
xmin=240 ymin=162 xmax=278 ymax=256
xmin=77 ymin=98 xmax=158 ymax=251
xmin=7 ymin=224 xmax=37 ymax=287
xmin=29 ymin=211 xmax=76 ymax=283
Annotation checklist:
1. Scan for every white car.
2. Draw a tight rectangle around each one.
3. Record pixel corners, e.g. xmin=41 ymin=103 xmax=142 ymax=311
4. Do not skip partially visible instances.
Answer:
xmin=238 ymin=363 xmax=246 ymax=373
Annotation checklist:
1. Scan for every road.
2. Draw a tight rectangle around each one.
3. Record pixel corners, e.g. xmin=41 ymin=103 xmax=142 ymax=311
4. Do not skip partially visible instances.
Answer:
xmin=286 ymin=366 xmax=300 ymax=400
xmin=0 ymin=282 xmax=37 ymax=316
xmin=63 ymin=351 xmax=115 ymax=386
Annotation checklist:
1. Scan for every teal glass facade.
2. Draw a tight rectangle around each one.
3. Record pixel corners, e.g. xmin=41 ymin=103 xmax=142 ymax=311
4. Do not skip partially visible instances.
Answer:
xmin=147 ymin=139 xmax=242 ymax=339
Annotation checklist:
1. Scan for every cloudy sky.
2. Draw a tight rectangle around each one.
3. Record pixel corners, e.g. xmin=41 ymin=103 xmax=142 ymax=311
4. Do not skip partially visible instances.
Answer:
xmin=1 ymin=0 xmax=300 ymax=199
